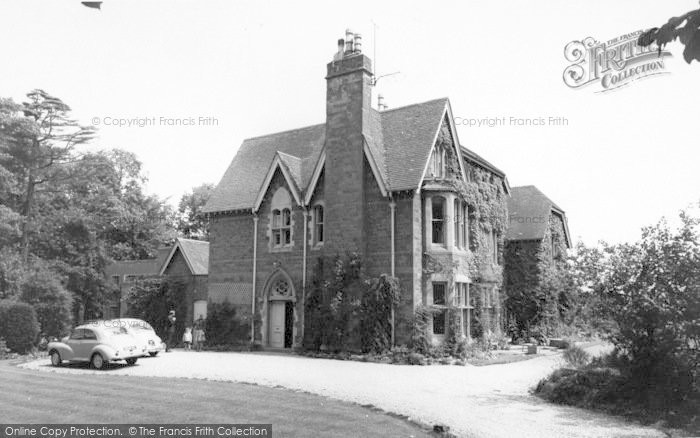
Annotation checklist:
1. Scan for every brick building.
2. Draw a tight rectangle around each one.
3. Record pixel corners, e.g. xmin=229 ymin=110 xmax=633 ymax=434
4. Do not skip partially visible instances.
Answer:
xmin=504 ymin=185 xmax=572 ymax=333
xmin=105 ymin=238 xmax=209 ymax=326
xmin=203 ymin=32 xmax=551 ymax=349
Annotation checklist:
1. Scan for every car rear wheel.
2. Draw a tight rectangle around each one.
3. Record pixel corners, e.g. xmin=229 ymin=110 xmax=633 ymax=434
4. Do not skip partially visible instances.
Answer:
xmin=149 ymin=352 xmax=158 ymax=357
xmin=126 ymin=358 xmax=138 ymax=365
xmin=91 ymin=353 xmax=105 ymax=370
xmin=50 ymin=350 xmax=62 ymax=367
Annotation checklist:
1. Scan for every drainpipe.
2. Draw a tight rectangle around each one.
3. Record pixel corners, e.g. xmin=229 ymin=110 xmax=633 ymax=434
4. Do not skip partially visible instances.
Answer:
xmin=251 ymin=213 xmax=259 ymax=344
xmin=301 ymin=208 xmax=309 ymax=343
xmin=389 ymin=197 xmax=396 ymax=347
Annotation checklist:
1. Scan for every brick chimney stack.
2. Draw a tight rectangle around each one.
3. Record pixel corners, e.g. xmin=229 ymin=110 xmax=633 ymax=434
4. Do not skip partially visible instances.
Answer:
xmin=324 ymin=29 xmax=373 ymax=256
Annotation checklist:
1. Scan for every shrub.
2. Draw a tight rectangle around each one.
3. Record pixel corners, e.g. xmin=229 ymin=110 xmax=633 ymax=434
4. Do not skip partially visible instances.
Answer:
xmin=19 ymin=265 xmax=73 ymax=338
xmin=0 ymin=300 xmax=40 ymax=353
xmin=360 ymin=274 xmax=400 ymax=353
xmin=563 ymin=345 xmax=591 ymax=368
xmin=205 ymin=301 xmax=249 ymax=346
xmin=407 ymin=352 xmax=427 ymax=366
xmin=410 ymin=305 xmax=433 ymax=354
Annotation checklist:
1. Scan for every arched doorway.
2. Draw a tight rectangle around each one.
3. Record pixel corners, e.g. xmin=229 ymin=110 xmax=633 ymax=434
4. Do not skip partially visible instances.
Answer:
xmin=264 ymin=271 xmax=296 ymax=349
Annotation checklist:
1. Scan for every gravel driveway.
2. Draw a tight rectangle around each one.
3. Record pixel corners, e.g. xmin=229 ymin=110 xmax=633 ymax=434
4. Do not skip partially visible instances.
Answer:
xmin=22 ymin=346 xmax=664 ymax=438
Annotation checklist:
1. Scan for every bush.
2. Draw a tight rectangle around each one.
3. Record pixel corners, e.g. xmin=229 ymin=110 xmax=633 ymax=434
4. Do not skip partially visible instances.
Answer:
xmin=563 ymin=345 xmax=591 ymax=368
xmin=410 ymin=305 xmax=433 ymax=354
xmin=19 ymin=265 xmax=73 ymax=338
xmin=0 ymin=300 xmax=40 ymax=353
xmin=407 ymin=352 xmax=427 ymax=365
xmin=205 ymin=301 xmax=249 ymax=346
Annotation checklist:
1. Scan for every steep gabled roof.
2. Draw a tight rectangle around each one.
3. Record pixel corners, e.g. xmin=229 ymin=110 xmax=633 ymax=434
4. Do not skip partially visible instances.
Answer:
xmin=506 ymin=185 xmax=571 ymax=247
xmin=381 ymin=98 xmax=449 ymax=191
xmin=203 ymin=124 xmax=325 ymax=213
xmin=203 ymin=97 xmax=496 ymax=213
xmin=160 ymin=238 xmax=209 ymax=276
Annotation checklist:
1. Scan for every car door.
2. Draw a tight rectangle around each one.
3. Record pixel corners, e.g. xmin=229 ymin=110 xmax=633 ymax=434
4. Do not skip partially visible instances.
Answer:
xmin=78 ymin=328 xmax=100 ymax=359
xmin=64 ymin=329 xmax=84 ymax=360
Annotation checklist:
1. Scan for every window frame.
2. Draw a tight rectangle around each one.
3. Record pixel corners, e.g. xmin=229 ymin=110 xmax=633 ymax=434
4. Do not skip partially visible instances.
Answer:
xmin=431 ymin=196 xmax=446 ymax=245
xmin=312 ymin=204 xmax=324 ymax=246
xmin=271 ymin=207 xmax=292 ymax=248
xmin=431 ymin=282 xmax=448 ymax=335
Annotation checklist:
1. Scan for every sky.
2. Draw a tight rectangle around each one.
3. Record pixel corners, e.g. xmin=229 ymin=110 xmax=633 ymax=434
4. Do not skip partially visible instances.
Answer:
xmin=1 ymin=0 xmax=699 ymax=246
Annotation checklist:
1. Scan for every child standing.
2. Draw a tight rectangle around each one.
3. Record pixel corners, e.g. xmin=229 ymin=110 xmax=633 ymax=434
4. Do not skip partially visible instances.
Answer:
xmin=183 ymin=327 xmax=193 ymax=350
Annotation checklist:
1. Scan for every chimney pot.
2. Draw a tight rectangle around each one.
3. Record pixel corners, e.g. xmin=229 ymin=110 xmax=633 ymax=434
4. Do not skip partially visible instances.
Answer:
xmin=334 ymin=38 xmax=345 ymax=60
xmin=353 ymin=33 xmax=362 ymax=53
xmin=345 ymin=28 xmax=354 ymax=53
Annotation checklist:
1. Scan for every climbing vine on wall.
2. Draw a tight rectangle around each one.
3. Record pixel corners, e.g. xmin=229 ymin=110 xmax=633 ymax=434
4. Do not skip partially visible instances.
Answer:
xmin=303 ymin=254 xmax=400 ymax=353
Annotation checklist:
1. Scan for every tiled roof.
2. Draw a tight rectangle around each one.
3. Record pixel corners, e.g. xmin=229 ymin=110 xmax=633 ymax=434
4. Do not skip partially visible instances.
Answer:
xmin=204 ymin=124 xmax=325 ymax=213
xmin=203 ymin=98 xmax=450 ymax=213
xmin=381 ymin=98 xmax=449 ymax=190
xmin=105 ymin=247 xmax=171 ymax=277
xmin=506 ymin=186 xmax=570 ymax=246
xmin=175 ymin=238 xmax=209 ymax=275
xmin=160 ymin=238 xmax=209 ymax=276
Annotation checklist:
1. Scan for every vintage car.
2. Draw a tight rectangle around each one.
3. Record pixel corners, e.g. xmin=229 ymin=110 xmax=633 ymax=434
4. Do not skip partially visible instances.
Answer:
xmin=106 ymin=318 xmax=165 ymax=357
xmin=48 ymin=322 xmax=146 ymax=369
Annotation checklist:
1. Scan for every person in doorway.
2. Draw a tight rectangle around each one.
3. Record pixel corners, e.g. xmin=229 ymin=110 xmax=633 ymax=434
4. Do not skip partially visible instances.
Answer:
xmin=193 ymin=315 xmax=206 ymax=351
xmin=165 ymin=310 xmax=177 ymax=352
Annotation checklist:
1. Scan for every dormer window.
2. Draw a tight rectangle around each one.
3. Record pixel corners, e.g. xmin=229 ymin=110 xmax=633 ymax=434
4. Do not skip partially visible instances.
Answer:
xmin=270 ymin=187 xmax=293 ymax=249
xmin=428 ymin=146 xmax=446 ymax=178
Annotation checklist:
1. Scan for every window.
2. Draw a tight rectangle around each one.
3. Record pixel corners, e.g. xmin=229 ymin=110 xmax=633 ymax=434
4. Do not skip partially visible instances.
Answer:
xmin=83 ymin=329 xmax=97 ymax=340
xmin=431 ymin=197 xmax=445 ymax=244
xmin=454 ymin=282 xmax=471 ymax=308
xmin=491 ymin=230 xmax=499 ymax=264
xmin=432 ymin=282 xmax=446 ymax=305
xmin=432 ymin=282 xmax=447 ymax=335
xmin=454 ymin=201 xmax=468 ymax=249
xmin=111 ymin=275 xmax=120 ymax=285
xmin=461 ymin=203 xmax=469 ymax=249
xmin=270 ymin=187 xmax=293 ymax=249
xmin=428 ymin=146 xmax=446 ymax=178
xmin=70 ymin=329 xmax=84 ymax=340
xmin=313 ymin=204 xmax=324 ymax=245
xmin=273 ymin=278 xmax=291 ymax=297
xmin=272 ymin=208 xmax=292 ymax=247
xmin=433 ymin=310 xmax=446 ymax=335
xmin=454 ymin=199 xmax=460 ymax=248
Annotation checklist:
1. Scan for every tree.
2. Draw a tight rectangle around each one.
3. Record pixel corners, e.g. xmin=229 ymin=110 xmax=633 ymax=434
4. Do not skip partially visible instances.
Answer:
xmin=0 ymin=90 xmax=95 ymax=262
xmin=177 ymin=183 xmax=214 ymax=240
xmin=638 ymin=7 xmax=700 ymax=64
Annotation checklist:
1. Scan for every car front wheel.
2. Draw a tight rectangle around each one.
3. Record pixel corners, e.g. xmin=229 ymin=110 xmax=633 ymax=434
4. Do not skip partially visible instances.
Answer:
xmin=50 ymin=350 xmax=62 ymax=367
xmin=149 ymin=352 xmax=158 ymax=357
xmin=91 ymin=353 xmax=105 ymax=370
xmin=126 ymin=358 xmax=138 ymax=365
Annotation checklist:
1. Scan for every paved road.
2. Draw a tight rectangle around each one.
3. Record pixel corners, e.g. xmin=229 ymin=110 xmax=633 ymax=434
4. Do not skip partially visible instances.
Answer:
xmin=20 ymin=347 xmax=665 ymax=438
xmin=1 ymin=360 xmax=430 ymax=437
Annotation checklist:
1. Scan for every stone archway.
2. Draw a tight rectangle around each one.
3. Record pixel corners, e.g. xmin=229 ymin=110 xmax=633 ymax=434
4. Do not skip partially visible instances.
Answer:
xmin=263 ymin=270 xmax=296 ymax=349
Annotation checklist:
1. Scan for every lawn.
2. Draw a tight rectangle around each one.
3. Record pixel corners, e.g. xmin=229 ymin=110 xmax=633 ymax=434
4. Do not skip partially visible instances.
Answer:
xmin=0 ymin=360 xmax=432 ymax=438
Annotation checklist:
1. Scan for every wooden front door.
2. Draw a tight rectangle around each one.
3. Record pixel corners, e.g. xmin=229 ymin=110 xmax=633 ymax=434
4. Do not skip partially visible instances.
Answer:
xmin=268 ymin=301 xmax=286 ymax=348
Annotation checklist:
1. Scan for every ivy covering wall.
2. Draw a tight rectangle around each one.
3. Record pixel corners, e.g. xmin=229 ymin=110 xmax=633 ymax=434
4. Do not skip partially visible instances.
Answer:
xmin=303 ymin=254 xmax=400 ymax=353
xmin=504 ymin=212 xmax=571 ymax=339
xmin=420 ymin=118 xmax=508 ymax=341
